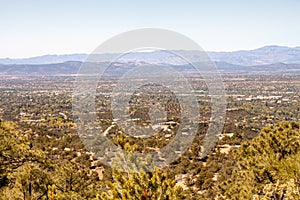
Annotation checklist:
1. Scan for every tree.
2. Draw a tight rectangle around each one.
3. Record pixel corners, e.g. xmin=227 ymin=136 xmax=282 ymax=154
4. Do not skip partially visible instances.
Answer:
xmin=0 ymin=119 xmax=49 ymax=199
xmin=217 ymin=122 xmax=300 ymax=199
xmin=1 ymin=162 xmax=52 ymax=200
xmin=0 ymin=118 xmax=105 ymax=199
xmin=97 ymin=134 xmax=185 ymax=200
xmin=98 ymin=168 xmax=184 ymax=200
xmin=52 ymin=160 xmax=104 ymax=200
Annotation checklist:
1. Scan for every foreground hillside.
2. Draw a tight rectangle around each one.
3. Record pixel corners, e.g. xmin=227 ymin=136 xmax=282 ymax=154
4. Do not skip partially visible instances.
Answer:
xmin=1 ymin=119 xmax=300 ymax=199
xmin=217 ymin=122 xmax=300 ymax=199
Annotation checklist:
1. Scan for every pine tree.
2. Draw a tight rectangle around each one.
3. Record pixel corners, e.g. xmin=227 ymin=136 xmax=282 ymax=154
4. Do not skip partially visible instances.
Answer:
xmin=0 ymin=118 xmax=105 ymax=199
xmin=0 ymin=119 xmax=48 ymax=199
xmin=97 ymin=134 xmax=186 ymax=200
xmin=217 ymin=122 xmax=300 ymax=199
xmin=52 ymin=160 xmax=104 ymax=199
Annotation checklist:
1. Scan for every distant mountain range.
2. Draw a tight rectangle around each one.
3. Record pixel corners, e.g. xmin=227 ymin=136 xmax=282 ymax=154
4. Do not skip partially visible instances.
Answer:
xmin=1 ymin=45 xmax=300 ymax=76
xmin=0 ymin=61 xmax=82 ymax=76
xmin=208 ymin=45 xmax=300 ymax=66
xmin=1 ymin=61 xmax=300 ymax=76
xmin=0 ymin=54 xmax=88 ymax=65
xmin=1 ymin=45 xmax=300 ymax=66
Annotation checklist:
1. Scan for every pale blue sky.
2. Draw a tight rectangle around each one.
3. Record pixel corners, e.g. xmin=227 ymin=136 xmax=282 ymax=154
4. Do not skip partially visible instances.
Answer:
xmin=0 ymin=0 xmax=299 ymax=58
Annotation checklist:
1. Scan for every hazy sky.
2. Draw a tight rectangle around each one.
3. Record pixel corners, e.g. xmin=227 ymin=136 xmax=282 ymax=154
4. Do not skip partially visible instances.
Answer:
xmin=0 ymin=0 xmax=300 ymax=58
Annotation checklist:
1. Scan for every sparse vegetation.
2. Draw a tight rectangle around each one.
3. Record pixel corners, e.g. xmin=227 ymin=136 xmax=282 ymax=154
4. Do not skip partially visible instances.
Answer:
xmin=1 ymin=73 xmax=300 ymax=199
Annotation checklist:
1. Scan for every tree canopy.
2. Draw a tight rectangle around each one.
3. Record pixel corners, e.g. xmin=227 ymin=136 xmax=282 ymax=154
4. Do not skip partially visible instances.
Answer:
xmin=217 ymin=122 xmax=300 ymax=199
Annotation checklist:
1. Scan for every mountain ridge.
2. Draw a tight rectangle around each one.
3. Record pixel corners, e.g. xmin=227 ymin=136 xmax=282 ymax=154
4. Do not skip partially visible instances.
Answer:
xmin=1 ymin=45 xmax=300 ymax=66
xmin=1 ymin=60 xmax=300 ymax=76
